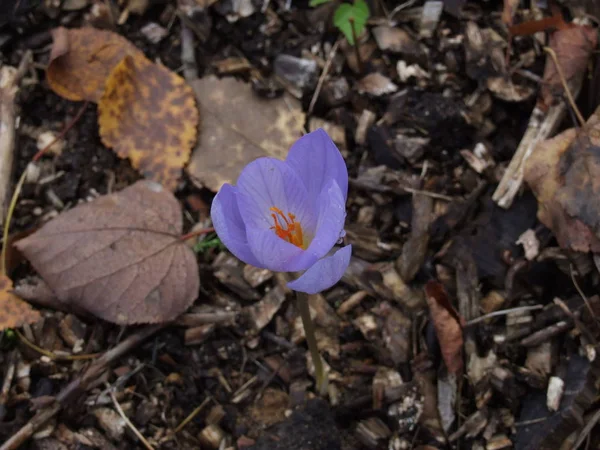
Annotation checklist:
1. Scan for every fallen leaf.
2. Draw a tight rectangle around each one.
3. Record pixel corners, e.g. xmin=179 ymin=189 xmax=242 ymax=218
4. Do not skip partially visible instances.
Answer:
xmin=15 ymin=180 xmax=199 ymax=325
xmin=540 ymin=25 xmax=597 ymax=108
xmin=187 ymin=75 xmax=305 ymax=192
xmin=424 ymin=280 xmax=464 ymax=374
xmin=46 ymin=27 xmax=142 ymax=102
xmin=525 ymin=107 xmax=600 ymax=252
xmin=0 ymin=275 xmax=40 ymax=331
xmin=98 ymin=55 xmax=198 ymax=190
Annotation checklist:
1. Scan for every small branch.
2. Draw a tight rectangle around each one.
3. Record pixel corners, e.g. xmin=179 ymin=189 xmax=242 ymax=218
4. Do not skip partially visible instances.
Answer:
xmin=32 ymin=101 xmax=88 ymax=162
xmin=465 ymin=305 xmax=543 ymax=326
xmin=307 ymin=40 xmax=340 ymax=117
xmin=0 ymin=324 xmax=165 ymax=450
xmin=173 ymin=396 xmax=211 ymax=434
xmin=108 ymin=384 xmax=155 ymax=450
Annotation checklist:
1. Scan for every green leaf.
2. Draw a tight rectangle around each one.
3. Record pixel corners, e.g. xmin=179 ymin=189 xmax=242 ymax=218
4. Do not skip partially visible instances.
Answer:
xmin=193 ymin=235 xmax=224 ymax=253
xmin=333 ymin=0 xmax=370 ymax=45
xmin=309 ymin=0 xmax=332 ymax=6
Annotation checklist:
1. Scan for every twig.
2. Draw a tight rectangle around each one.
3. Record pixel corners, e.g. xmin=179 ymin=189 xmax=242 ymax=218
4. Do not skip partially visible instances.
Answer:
xmin=15 ymin=330 xmax=99 ymax=361
xmin=173 ymin=396 xmax=211 ymax=434
xmin=573 ymin=408 xmax=600 ymax=449
xmin=570 ymin=263 xmax=597 ymax=322
xmin=465 ymin=305 xmax=543 ymax=326
xmin=107 ymin=384 xmax=155 ymax=450
xmin=544 ymin=46 xmax=585 ymax=126
xmin=0 ymin=51 xmax=32 ymax=229
xmin=493 ymin=43 xmax=586 ymax=209
xmin=0 ymin=350 xmax=16 ymax=420
xmin=32 ymin=101 xmax=88 ymax=162
xmin=492 ymin=103 xmax=565 ymax=208
xmin=307 ymin=40 xmax=340 ymax=117
xmin=1 ymin=101 xmax=88 ymax=276
xmin=0 ymin=324 xmax=165 ymax=450
xmin=403 ymin=186 xmax=453 ymax=201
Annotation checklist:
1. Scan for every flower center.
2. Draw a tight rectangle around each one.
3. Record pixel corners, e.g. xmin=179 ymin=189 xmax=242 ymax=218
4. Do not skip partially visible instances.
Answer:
xmin=269 ymin=207 xmax=305 ymax=249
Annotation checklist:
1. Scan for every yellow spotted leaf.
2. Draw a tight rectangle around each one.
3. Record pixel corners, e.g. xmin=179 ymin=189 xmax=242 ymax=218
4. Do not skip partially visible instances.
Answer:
xmin=0 ymin=275 xmax=41 ymax=331
xmin=98 ymin=55 xmax=198 ymax=190
xmin=46 ymin=27 xmax=144 ymax=102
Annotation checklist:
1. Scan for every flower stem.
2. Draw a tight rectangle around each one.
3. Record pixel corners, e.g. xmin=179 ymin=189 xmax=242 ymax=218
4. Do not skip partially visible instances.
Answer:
xmin=295 ymin=291 xmax=327 ymax=395
xmin=349 ymin=18 xmax=363 ymax=73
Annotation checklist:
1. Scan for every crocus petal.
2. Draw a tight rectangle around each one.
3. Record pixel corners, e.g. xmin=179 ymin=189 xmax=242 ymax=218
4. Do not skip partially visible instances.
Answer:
xmin=245 ymin=226 xmax=307 ymax=271
xmin=287 ymin=245 xmax=352 ymax=294
xmin=211 ymin=184 xmax=262 ymax=267
xmin=279 ymin=179 xmax=346 ymax=272
xmin=285 ymin=129 xmax=348 ymax=204
xmin=236 ymin=157 xmax=317 ymax=235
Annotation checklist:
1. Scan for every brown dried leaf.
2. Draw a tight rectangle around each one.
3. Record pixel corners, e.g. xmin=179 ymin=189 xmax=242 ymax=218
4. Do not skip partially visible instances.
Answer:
xmin=187 ymin=75 xmax=305 ymax=192
xmin=540 ymin=25 xmax=597 ymax=108
xmin=525 ymin=106 xmax=600 ymax=252
xmin=46 ymin=27 xmax=142 ymax=102
xmin=98 ymin=55 xmax=198 ymax=190
xmin=0 ymin=275 xmax=40 ymax=331
xmin=424 ymin=280 xmax=464 ymax=374
xmin=15 ymin=181 xmax=199 ymax=325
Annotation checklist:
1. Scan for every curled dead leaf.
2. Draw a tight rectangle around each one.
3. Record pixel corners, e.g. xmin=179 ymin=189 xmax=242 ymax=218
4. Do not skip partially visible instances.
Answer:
xmin=0 ymin=275 xmax=40 ymax=331
xmin=98 ymin=55 xmax=198 ymax=190
xmin=525 ymin=106 xmax=600 ymax=252
xmin=424 ymin=280 xmax=464 ymax=374
xmin=15 ymin=181 xmax=199 ymax=325
xmin=47 ymin=27 xmax=142 ymax=102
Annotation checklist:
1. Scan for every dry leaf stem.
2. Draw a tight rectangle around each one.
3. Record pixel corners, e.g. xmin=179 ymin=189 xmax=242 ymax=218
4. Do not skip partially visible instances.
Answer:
xmin=0 ymin=324 xmax=165 ymax=450
xmin=179 ymin=227 xmax=214 ymax=242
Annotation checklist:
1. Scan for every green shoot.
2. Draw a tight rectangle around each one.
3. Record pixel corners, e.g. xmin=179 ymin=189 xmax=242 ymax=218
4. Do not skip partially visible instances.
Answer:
xmin=333 ymin=0 xmax=370 ymax=45
xmin=309 ymin=0 xmax=332 ymax=6
xmin=193 ymin=235 xmax=224 ymax=253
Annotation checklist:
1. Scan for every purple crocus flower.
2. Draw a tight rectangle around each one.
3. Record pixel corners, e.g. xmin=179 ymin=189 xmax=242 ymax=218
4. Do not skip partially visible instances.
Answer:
xmin=211 ymin=129 xmax=352 ymax=294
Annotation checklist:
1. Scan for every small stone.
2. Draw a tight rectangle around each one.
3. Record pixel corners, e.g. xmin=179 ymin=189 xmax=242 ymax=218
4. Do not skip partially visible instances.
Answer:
xmin=372 ymin=26 xmax=422 ymax=56
xmin=321 ymin=77 xmax=349 ymax=108
xmin=356 ymin=73 xmax=398 ymax=97
xmin=36 ymin=131 xmax=64 ymax=157
xmin=198 ymin=424 xmax=225 ymax=449
xmin=93 ymin=407 xmax=126 ymax=441
xmin=274 ymin=54 xmax=318 ymax=95
xmin=141 ymin=23 xmax=168 ymax=44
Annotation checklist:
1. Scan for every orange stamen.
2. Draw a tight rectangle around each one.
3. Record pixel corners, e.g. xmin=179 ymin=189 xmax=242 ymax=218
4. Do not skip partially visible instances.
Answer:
xmin=269 ymin=207 xmax=305 ymax=249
